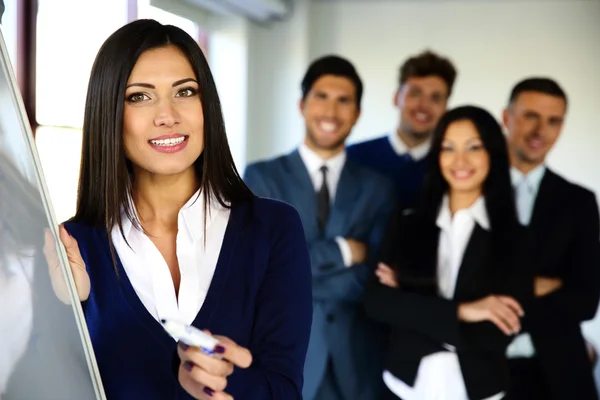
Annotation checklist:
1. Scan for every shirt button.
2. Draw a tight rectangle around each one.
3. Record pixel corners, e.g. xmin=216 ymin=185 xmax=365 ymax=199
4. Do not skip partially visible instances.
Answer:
xmin=326 ymin=314 xmax=334 ymax=322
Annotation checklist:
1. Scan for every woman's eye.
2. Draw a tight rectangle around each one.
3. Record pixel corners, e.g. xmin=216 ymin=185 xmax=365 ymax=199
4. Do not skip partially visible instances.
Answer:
xmin=127 ymin=93 xmax=148 ymax=103
xmin=176 ymin=88 xmax=197 ymax=97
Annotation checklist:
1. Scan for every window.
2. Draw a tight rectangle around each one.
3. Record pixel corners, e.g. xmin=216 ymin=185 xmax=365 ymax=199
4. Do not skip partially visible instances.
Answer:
xmin=0 ymin=0 xmax=19 ymax=73
xmin=35 ymin=0 xmax=130 ymax=128
xmin=34 ymin=0 xmax=130 ymax=222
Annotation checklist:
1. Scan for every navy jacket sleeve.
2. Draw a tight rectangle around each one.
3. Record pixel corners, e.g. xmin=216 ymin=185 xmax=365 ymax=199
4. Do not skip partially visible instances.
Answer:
xmin=232 ymin=203 xmax=312 ymax=399
xmin=243 ymin=163 xmax=274 ymax=199
xmin=244 ymin=163 xmax=357 ymax=280
xmin=307 ymin=238 xmax=347 ymax=276
xmin=312 ymin=178 xmax=396 ymax=303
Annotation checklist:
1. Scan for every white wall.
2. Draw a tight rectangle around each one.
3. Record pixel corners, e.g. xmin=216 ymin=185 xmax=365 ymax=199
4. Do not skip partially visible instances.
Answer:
xmin=208 ymin=15 xmax=250 ymax=169
xmin=244 ymin=0 xmax=313 ymax=162
xmin=307 ymin=0 xmax=600 ymax=191
xmin=243 ymin=0 xmax=600 ymax=382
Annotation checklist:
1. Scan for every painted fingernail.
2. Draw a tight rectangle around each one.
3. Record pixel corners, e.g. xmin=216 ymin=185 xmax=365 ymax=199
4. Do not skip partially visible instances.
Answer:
xmin=178 ymin=342 xmax=189 ymax=351
xmin=183 ymin=361 xmax=194 ymax=371
xmin=203 ymin=387 xmax=215 ymax=396
xmin=214 ymin=345 xmax=225 ymax=354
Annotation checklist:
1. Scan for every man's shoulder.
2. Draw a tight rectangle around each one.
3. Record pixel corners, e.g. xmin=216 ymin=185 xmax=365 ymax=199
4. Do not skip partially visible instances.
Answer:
xmin=347 ymin=158 xmax=393 ymax=186
xmin=343 ymin=159 xmax=396 ymax=205
xmin=245 ymin=153 xmax=290 ymax=173
xmin=346 ymin=135 xmax=390 ymax=154
xmin=547 ymin=169 xmax=596 ymax=201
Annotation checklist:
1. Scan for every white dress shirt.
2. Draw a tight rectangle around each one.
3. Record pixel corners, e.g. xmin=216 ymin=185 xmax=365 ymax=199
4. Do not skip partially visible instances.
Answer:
xmin=111 ymin=191 xmax=230 ymax=326
xmin=298 ymin=143 xmax=353 ymax=267
xmin=388 ymin=132 xmax=431 ymax=160
xmin=506 ymin=164 xmax=546 ymax=359
xmin=0 ymin=250 xmax=35 ymax=394
xmin=384 ymin=196 xmax=504 ymax=400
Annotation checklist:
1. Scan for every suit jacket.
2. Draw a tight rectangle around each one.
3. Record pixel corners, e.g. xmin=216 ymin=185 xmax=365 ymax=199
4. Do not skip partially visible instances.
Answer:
xmin=522 ymin=169 xmax=600 ymax=399
xmin=244 ymin=149 xmax=396 ymax=400
xmin=365 ymin=209 xmax=534 ymax=400
xmin=59 ymin=198 xmax=312 ymax=400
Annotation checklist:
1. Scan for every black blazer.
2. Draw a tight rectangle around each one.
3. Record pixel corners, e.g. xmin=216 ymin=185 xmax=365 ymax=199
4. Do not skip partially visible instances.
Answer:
xmin=522 ymin=169 xmax=600 ymax=399
xmin=365 ymin=209 xmax=534 ymax=400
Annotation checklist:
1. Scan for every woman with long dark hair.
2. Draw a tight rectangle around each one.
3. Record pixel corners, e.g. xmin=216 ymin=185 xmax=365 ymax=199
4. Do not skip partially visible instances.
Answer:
xmin=49 ymin=19 xmax=312 ymax=400
xmin=365 ymin=105 xmax=533 ymax=400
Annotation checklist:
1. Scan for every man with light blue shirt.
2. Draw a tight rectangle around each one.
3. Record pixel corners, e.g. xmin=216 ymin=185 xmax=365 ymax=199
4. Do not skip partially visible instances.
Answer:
xmin=502 ymin=77 xmax=600 ymax=400
xmin=244 ymin=55 xmax=395 ymax=400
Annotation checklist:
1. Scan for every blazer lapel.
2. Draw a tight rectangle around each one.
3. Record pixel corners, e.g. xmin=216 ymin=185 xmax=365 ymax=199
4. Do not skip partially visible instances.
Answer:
xmin=530 ymin=169 xmax=559 ymax=228
xmin=326 ymin=160 xmax=361 ymax=236
xmin=453 ymin=225 xmax=490 ymax=299
xmin=193 ymin=203 xmax=242 ymax=328
xmin=285 ymin=150 xmax=320 ymax=236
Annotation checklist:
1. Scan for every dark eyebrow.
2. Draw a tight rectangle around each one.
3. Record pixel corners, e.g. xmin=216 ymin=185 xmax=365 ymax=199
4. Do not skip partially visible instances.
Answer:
xmin=126 ymin=78 xmax=198 ymax=90
xmin=172 ymin=78 xmax=197 ymax=87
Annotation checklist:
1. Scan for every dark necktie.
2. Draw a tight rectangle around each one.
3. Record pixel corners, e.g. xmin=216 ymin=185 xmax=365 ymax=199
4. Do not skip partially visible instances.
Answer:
xmin=317 ymin=165 xmax=330 ymax=231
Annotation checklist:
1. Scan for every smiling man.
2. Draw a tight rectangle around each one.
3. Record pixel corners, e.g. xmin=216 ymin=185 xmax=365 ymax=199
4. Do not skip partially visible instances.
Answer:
xmin=347 ymin=50 xmax=457 ymax=209
xmin=503 ymin=77 xmax=600 ymax=400
xmin=243 ymin=55 xmax=395 ymax=400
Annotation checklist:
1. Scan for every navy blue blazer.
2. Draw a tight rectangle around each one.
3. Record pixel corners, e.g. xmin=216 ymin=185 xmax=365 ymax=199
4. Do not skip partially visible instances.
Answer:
xmin=244 ymin=149 xmax=396 ymax=400
xmin=63 ymin=197 xmax=312 ymax=400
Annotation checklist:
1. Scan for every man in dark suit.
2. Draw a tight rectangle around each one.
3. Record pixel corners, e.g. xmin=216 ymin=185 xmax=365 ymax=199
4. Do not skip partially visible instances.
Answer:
xmin=243 ymin=56 xmax=395 ymax=400
xmin=502 ymin=77 xmax=600 ymax=399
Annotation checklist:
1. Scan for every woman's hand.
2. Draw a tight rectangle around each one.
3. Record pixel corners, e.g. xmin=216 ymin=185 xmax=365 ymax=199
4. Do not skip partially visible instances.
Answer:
xmin=375 ymin=262 xmax=399 ymax=288
xmin=178 ymin=332 xmax=253 ymax=399
xmin=457 ymin=295 xmax=524 ymax=335
xmin=44 ymin=225 xmax=90 ymax=304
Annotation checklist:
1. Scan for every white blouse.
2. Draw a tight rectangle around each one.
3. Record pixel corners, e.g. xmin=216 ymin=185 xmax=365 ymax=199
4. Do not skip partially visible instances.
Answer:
xmin=111 ymin=191 xmax=230 ymax=326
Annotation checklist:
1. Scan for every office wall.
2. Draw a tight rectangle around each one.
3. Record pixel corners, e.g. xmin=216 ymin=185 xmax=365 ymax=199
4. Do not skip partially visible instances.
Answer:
xmin=307 ymin=0 xmax=600 ymax=189
xmin=247 ymin=0 xmax=600 ymax=186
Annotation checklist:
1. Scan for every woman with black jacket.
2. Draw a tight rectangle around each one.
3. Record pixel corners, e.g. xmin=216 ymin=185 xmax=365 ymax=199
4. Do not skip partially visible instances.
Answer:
xmin=365 ymin=105 xmax=534 ymax=400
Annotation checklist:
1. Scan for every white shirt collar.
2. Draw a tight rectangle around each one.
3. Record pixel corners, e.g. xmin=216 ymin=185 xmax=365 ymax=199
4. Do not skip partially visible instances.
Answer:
xmin=436 ymin=194 xmax=490 ymax=231
xmin=388 ymin=132 xmax=431 ymax=160
xmin=510 ymin=164 xmax=546 ymax=193
xmin=298 ymin=142 xmax=346 ymax=179
xmin=118 ymin=189 xmax=217 ymax=244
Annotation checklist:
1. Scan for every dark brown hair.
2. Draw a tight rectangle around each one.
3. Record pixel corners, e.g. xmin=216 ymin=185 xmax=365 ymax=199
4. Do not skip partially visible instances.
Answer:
xmin=508 ymin=77 xmax=568 ymax=108
xmin=399 ymin=50 xmax=457 ymax=97
xmin=71 ymin=19 xmax=254 ymax=241
xmin=301 ymin=55 xmax=364 ymax=109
